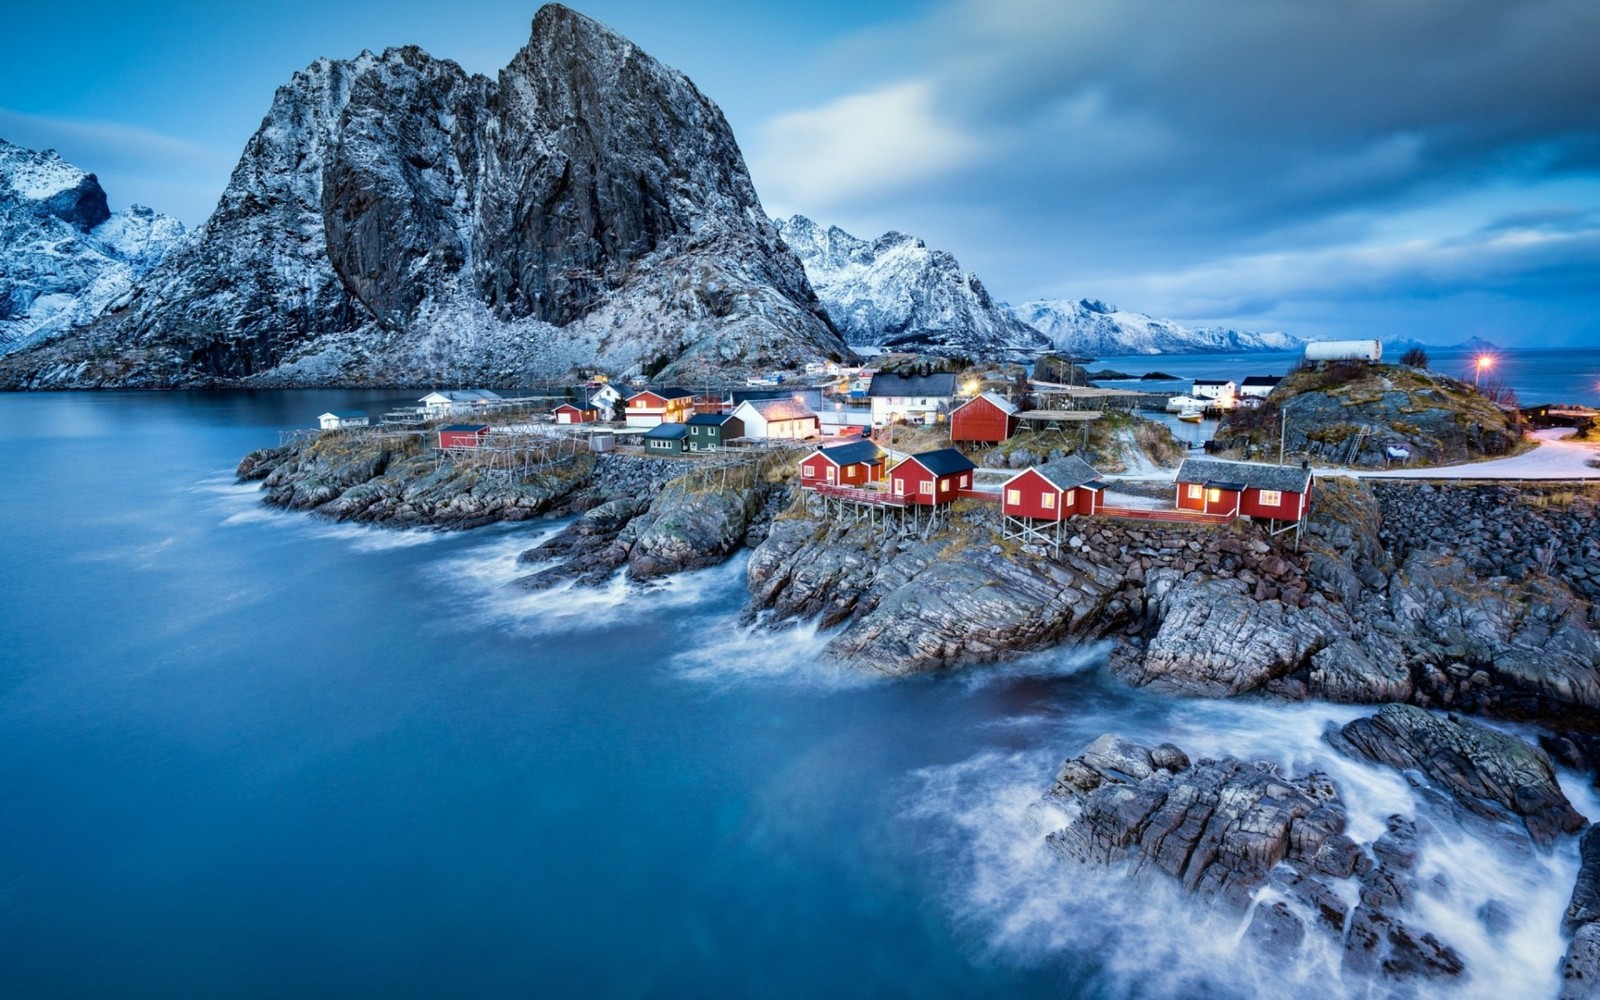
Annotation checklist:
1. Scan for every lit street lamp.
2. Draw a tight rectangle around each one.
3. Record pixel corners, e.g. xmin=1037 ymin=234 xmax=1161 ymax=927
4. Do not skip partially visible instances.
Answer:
xmin=1474 ymin=354 xmax=1494 ymax=388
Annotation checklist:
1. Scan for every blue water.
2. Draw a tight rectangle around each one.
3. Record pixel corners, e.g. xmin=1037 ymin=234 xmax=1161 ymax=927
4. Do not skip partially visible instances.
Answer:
xmin=1 ymin=391 xmax=1589 ymax=998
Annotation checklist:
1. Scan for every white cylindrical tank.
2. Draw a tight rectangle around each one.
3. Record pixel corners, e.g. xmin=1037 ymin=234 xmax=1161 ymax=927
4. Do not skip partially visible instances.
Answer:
xmin=1303 ymin=339 xmax=1382 ymax=363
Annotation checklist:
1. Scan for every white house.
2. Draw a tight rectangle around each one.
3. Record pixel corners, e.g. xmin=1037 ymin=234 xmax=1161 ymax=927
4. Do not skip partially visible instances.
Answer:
xmin=318 ymin=411 xmax=369 ymax=430
xmin=589 ymin=383 xmax=623 ymax=421
xmin=730 ymin=397 xmax=821 ymax=441
xmin=1190 ymin=380 xmax=1237 ymax=405
xmin=1238 ymin=376 xmax=1282 ymax=400
xmin=419 ymin=389 xmax=503 ymax=419
xmin=867 ymin=372 xmax=957 ymax=426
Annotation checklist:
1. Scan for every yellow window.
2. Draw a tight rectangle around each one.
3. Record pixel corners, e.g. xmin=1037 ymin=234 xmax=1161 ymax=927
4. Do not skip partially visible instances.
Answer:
xmin=1187 ymin=484 xmax=1203 ymax=500
xmin=1042 ymin=493 xmax=1056 ymax=510
xmin=1006 ymin=488 xmax=1021 ymax=505
xmin=1259 ymin=490 xmax=1282 ymax=506
xmin=1207 ymin=488 xmax=1222 ymax=503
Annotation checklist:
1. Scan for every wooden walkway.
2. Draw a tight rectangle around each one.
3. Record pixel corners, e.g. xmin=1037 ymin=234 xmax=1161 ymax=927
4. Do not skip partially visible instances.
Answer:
xmin=1097 ymin=505 xmax=1237 ymax=526
xmin=808 ymin=483 xmax=909 ymax=508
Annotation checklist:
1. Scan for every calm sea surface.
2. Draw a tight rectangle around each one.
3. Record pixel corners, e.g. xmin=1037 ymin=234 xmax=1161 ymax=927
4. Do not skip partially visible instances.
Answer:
xmin=0 ymin=390 xmax=1589 ymax=998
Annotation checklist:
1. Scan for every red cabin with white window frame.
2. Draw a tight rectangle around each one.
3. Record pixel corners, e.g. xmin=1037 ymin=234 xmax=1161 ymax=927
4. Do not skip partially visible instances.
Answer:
xmin=799 ymin=440 xmax=888 ymax=488
xmin=1173 ymin=458 xmax=1313 ymax=521
xmin=1001 ymin=456 xmax=1106 ymax=521
xmin=553 ymin=402 xmax=599 ymax=424
xmin=438 ymin=424 xmax=491 ymax=449
xmin=886 ymin=448 xmax=977 ymax=506
xmin=949 ymin=391 xmax=1020 ymax=443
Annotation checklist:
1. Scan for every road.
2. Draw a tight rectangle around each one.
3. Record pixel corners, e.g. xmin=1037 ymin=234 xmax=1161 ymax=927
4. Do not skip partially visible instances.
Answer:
xmin=1354 ymin=428 xmax=1600 ymax=481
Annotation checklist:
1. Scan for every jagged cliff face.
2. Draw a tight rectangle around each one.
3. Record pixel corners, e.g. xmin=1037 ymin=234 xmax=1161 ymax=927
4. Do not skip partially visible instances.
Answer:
xmin=1 ymin=5 xmax=845 ymax=388
xmin=775 ymin=215 xmax=1048 ymax=357
xmin=1010 ymin=297 xmax=1301 ymax=356
xmin=0 ymin=139 xmax=185 ymax=354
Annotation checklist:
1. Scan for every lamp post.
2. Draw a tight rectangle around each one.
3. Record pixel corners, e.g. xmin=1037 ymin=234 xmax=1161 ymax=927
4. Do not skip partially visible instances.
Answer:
xmin=1475 ymin=354 xmax=1493 ymax=388
xmin=1279 ymin=397 xmax=1308 ymax=466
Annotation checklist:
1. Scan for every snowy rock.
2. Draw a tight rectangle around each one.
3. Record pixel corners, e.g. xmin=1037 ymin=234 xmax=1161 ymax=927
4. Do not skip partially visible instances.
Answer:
xmin=1010 ymin=297 xmax=1300 ymax=356
xmin=775 ymin=215 xmax=1048 ymax=357
xmin=0 ymin=139 xmax=185 ymax=353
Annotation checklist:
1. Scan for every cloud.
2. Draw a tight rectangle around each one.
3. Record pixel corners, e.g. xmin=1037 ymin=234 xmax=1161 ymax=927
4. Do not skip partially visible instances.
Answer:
xmin=751 ymin=79 xmax=982 ymax=213
xmin=746 ymin=0 xmax=1600 ymax=344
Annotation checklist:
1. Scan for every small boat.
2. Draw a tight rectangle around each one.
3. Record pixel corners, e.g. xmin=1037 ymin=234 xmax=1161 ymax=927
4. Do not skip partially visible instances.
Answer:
xmin=1177 ymin=409 xmax=1204 ymax=423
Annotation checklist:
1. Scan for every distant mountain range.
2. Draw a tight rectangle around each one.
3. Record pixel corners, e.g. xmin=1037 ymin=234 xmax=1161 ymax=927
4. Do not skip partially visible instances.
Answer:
xmin=1009 ymin=298 xmax=1301 ymax=357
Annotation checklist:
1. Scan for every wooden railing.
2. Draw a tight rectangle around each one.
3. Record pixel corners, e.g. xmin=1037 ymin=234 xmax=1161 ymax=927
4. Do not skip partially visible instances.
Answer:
xmin=1097 ymin=505 xmax=1237 ymax=525
xmin=808 ymin=483 xmax=909 ymax=507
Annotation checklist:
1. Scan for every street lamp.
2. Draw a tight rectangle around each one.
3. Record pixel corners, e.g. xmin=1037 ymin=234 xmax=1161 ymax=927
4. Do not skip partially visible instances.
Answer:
xmin=1279 ymin=396 xmax=1310 ymax=466
xmin=1474 ymin=354 xmax=1494 ymax=388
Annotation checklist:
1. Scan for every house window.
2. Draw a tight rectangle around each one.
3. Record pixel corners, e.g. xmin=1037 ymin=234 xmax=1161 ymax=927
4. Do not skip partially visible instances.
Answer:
xmin=1259 ymin=490 xmax=1282 ymax=506
xmin=1187 ymin=484 xmax=1203 ymax=500
xmin=1064 ymin=492 xmax=1075 ymax=508
xmin=938 ymin=480 xmax=950 ymax=493
xmin=1006 ymin=488 xmax=1021 ymax=505
xmin=894 ymin=479 xmax=905 ymax=496
xmin=826 ymin=467 xmax=836 ymax=482
xmin=922 ymin=481 xmax=935 ymax=496
xmin=1042 ymin=493 xmax=1056 ymax=510
xmin=1207 ymin=488 xmax=1222 ymax=504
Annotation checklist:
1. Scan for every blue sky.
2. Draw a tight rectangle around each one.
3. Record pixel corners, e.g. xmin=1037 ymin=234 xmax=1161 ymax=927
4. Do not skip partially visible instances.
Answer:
xmin=4 ymin=0 xmax=1598 ymax=346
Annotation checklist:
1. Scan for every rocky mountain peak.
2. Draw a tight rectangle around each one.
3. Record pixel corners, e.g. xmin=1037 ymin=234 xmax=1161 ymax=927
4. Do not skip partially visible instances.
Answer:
xmin=0 ymin=138 xmax=110 ymax=232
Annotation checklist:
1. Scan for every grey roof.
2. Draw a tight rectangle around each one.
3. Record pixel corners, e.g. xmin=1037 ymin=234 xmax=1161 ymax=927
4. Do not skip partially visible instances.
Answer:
xmin=867 ymin=372 xmax=958 ymax=398
xmin=954 ymin=390 xmax=1019 ymax=415
xmin=1240 ymin=376 xmax=1283 ymax=387
xmin=900 ymin=447 xmax=976 ymax=477
xmin=554 ymin=401 xmax=597 ymax=410
xmin=1015 ymin=454 xmax=1102 ymax=490
xmin=814 ymin=440 xmax=886 ymax=466
xmin=738 ymin=397 xmax=818 ymax=421
xmin=644 ymin=423 xmax=689 ymax=439
xmin=729 ymin=389 xmax=789 ymax=404
xmin=425 ymin=389 xmax=501 ymax=401
xmin=1175 ymin=458 xmax=1312 ymax=493
xmin=1192 ymin=379 xmax=1232 ymax=386
xmin=686 ymin=412 xmax=737 ymax=426
xmin=440 ymin=423 xmax=490 ymax=432
xmin=321 ymin=411 xmax=368 ymax=418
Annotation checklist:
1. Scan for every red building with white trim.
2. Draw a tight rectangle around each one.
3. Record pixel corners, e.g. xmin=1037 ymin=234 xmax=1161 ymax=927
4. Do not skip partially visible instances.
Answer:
xmin=949 ymin=391 xmax=1020 ymax=443
xmin=624 ymin=387 xmax=696 ymax=427
xmin=1173 ymin=458 xmax=1313 ymax=520
xmin=553 ymin=402 xmax=599 ymax=424
xmin=800 ymin=440 xmax=888 ymax=488
xmin=887 ymin=448 xmax=977 ymax=506
xmin=438 ymin=424 xmax=491 ymax=449
xmin=1001 ymin=456 xmax=1106 ymax=520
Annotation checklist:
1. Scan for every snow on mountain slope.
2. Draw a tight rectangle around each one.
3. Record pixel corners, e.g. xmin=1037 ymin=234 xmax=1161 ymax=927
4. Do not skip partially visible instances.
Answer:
xmin=776 ymin=215 xmax=1047 ymax=356
xmin=0 ymin=5 xmax=847 ymax=388
xmin=1010 ymin=298 xmax=1301 ymax=356
xmin=0 ymin=139 xmax=186 ymax=353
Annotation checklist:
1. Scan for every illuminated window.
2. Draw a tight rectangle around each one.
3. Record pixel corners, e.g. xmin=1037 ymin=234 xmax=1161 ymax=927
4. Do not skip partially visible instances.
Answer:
xmin=1042 ymin=493 xmax=1056 ymax=510
xmin=922 ymin=481 xmax=935 ymax=495
xmin=1207 ymin=488 xmax=1222 ymax=503
xmin=894 ymin=479 xmax=905 ymax=496
xmin=1006 ymin=488 xmax=1021 ymax=505
xmin=1064 ymin=492 xmax=1075 ymax=508
xmin=1187 ymin=484 xmax=1203 ymax=500
xmin=939 ymin=480 xmax=950 ymax=493
xmin=826 ymin=467 xmax=836 ymax=482
xmin=1259 ymin=490 xmax=1282 ymax=506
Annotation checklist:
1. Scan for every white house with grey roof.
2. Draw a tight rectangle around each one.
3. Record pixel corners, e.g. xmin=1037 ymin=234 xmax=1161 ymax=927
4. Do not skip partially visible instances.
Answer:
xmin=867 ymin=372 xmax=957 ymax=426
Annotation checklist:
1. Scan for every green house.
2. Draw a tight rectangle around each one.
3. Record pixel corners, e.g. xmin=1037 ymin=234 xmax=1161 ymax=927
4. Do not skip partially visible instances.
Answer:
xmin=643 ymin=423 xmax=690 ymax=454
xmin=685 ymin=412 xmax=745 ymax=452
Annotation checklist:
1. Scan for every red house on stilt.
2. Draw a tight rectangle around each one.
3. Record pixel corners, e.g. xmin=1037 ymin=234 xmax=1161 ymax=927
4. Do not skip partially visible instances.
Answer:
xmin=949 ymin=391 xmax=1020 ymax=443
xmin=800 ymin=440 xmax=889 ymax=488
xmin=1173 ymin=458 xmax=1313 ymax=520
xmin=887 ymin=448 xmax=977 ymax=506
xmin=1001 ymin=455 xmax=1107 ymax=521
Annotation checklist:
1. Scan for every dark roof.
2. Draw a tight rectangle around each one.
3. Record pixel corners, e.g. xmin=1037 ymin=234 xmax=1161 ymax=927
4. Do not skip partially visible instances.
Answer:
xmin=729 ymin=389 xmax=789 ymax=404
xmin=1192 ymin=378 xmax=1232 ymax=386
xmin=952 ymin=390 xmax=1019 ymax=415
xmin=628 ymin=386 xmax=696 ymax=401
xmin=554 ymin=401 xmax=596 ymax=410
xmin=1175 ymin=458 xmax=1312 ymax=493
xmin=814 ymin=440 xmax=887 ymax=467
xmin=686 ymin=413 xmax=737 ymax=426
xmin=901 ymin=447 xmax=976 ymax=477
xmin=1016 ymin=454 xmax=1102 ymax=490
xmin=322 ymin=410 xmax=367 ymax=418
xmin=867 ymin=372 xmax=958 ymax=398
xmin=440 ymin=424 xmax=490 ymax=432
xmin=644 ymin=423 xmax=689 ymax=439
xmin=1240 ymin=376 xmax=1283 ymax=387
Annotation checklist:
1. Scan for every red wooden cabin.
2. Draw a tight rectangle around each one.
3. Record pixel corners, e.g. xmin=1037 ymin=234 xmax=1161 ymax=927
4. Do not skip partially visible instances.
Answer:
xmin=1001 ymin=456 xmax=1106 ymax=520
xmin=800 ymin=440 xmax=888 ymax=488
xmin=1173 ymin=458 xmax=1313 ymax=520
xmin=553 ymin=402 xmax=599 ymax=424
xmin=887 ymin=448 xmax=977 ymax=506
xmin=949 ymin=391 xmax=1020 ymax=443
xmin=438 ymin=424 xmax=491 ymax=448
xmin=624 ymin=387 xmax=696 ymax=427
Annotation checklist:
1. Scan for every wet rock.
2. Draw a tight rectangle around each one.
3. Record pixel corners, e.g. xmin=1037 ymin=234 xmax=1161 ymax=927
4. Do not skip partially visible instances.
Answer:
xmin=1326 ymin=703 xmax=1587 ymax=848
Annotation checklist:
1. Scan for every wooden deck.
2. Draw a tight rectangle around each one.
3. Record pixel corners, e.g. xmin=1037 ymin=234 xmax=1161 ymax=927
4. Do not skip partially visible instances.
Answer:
xmin=808 ymin=483 xmax=909 ymax=507
xmin=1097 ymin=505 xmax=1237 ymax=526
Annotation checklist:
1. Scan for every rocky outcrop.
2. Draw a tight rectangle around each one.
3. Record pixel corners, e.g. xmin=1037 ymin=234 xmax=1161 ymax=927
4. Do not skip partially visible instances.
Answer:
xmin=0 ymin=139 xmax=184 ymax=354
xmin=1 ymin=5 xmax=846 ymax=388
xmin=1044 ymin=735 xmax=1465 ymax=982
xmin=1565 ymin=828 xmax=1600 ymax=1000
xmin=774 ymin=215 xmax=1047 ymax=356
xmin=1326 ymin=704 xmax=1587 ymax=848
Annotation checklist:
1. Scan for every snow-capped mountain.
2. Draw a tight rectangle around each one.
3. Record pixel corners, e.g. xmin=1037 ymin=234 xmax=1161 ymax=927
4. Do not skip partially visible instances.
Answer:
xmin=1010 ymin=298 xmax=1300 ymax=356
xmin=775 ymin=215 xmax=1047 ymax=356
xmin=0 ymin=139 xmax=185 ymax=354
xmin=0 ymin=5 xmax=846 ymax=388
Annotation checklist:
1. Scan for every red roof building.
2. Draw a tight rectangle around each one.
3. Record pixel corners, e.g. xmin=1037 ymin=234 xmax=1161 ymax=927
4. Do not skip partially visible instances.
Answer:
xmin=438 ymin=424 xmax=491 ymax=449
xmin=1173 ymin=458 xmax=1313 ymax=521
xmin=887 ymin=448 xmax=977 ymax=506
xmin=624 ymin=387 xmax=696 ymax=427
xmin=949 ymin=391 xmax=1020 ymax=443
xmin=553 ymin=402 xmax=599 ymax=424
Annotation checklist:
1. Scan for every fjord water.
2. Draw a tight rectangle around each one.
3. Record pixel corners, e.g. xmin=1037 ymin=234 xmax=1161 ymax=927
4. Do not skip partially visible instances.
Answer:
xmin=0 ymin=391 xmax=1590 ymax=999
